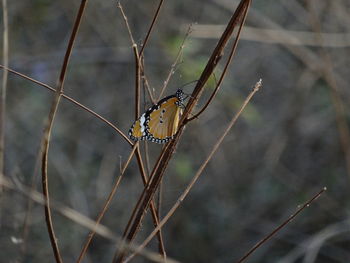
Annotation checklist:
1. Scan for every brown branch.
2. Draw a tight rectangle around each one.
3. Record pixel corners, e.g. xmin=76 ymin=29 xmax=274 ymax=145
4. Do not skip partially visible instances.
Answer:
xmin=0 ymin=65 xmax=165 ymax=260
xmin=0 ymin=65 xmax=132 ymax=145
xmin=186 ymin=5 xmax=249 ymax=122
xmin=123 ymin=78 xmax=261 ymax=263
xmin=117 ymin=1 xmax=136 ymax=45
xmin=40 ymin=1 xmax=87 ymax=262
xmin=115 ymin=145 xmax=168 ymax=257
xmin=118 ymin=2 xmax=145 ymax=116
xmin=76 ymin=143 xmax=138 ymax=263
xmin=117 ymin=2 xmax=141 ymax=118
xmin=236 ymin=187 xmax=327 ymax=263
xmin=114 ymin=2 xmax=252 ymax=261
xmin=113 ymin=143 xmax=172 ymax=262
xmin=118 ymin=1 xmax=158 ymax=105
xmin=0 ymin=176 xmax=179 ymax=263
xmin=117 ymin=2 xmax=167 ymax=257
xmin=135 ymin=147 xmax=167 ymax=256
xmin=139 ymin=0 xmax=164 ymax=56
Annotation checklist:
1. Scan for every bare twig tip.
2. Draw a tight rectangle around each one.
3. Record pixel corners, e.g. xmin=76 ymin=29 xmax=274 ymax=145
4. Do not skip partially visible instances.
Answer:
xmin=254 ymin=79 xmax=262 ymax=91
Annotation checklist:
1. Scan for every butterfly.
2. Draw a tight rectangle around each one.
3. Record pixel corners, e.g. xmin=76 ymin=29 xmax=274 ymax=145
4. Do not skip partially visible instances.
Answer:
xmin=129 ymin=89 xmax=185 ymax=144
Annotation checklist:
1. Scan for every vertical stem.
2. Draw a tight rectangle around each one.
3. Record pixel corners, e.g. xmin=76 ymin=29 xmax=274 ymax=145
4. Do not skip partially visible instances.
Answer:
xmin=40 ymin=1 xmax=88 ymax=262
xmin=114 ymin=2 xmax=252 ymax=261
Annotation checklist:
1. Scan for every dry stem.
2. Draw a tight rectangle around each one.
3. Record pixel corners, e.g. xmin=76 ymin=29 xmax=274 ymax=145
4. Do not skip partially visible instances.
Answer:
xmin=113 ymin=1 xmax=252 ymax=261
xmin=40 ymin=1 xmax=88 ymax=262
xmin=236 ymin=187 xmax=327 ymax=263
xmin=124 ymin=79 xmax=261 ymax=262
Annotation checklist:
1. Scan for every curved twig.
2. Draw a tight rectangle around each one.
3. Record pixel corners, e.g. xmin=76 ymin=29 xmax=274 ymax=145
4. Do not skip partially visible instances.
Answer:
xmin=158 ymin=24 xmax=192 ymax=100
xmin=0 ymin=65 xmax=132 ymax=145
xmin=40 ymin=1 xmax=87 ymax=262
xmin=186 ymin=5 xmax=249 ymax=122
xmin=76 ymin=143 xmax=138 ymax=263
xmin=0 ymin=176 xmax=179 ymax=263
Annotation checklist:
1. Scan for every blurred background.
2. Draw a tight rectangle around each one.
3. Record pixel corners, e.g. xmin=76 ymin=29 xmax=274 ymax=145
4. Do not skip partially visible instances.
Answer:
xmin=1 ymin=0 xmax=350 ymax=262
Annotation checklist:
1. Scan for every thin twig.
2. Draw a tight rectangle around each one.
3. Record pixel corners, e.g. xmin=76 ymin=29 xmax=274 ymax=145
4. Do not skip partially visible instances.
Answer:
xmin=236 ymin=187 xmax=327 ymax=263
xmin=76 ymin=143 xmax=138 ymax=263
xmin=117 ymin=1 xmax=136 ymax=45
xmin=117 ymin=2 xmax=141 ymax=118
xmin=118 ymin=1 xmax=158 ymax=105
xmin=114 ymin=1 xmax=252 ymax=262
xmin=117 ymin=1 xmax=167 ymax=258
xmin=186 ymin=5 xmax=249 ymax=122
xmin=143 ymin=141 xmax=151 ymax=176
xmin=113 ymin=142 xmax=172 ymax=263
xmin=0 ymin=0 xmax=8 ymax=196
xmin=123 ymin=78 xmax=261 ymax=263
xmin=0 ymin=65 xmax=132 ymax=145
xmin=139 ymin=0 xmax=164 ymax=56
xmin=40 ymin=1 xmax=87 ymax=262
xmin=141 ymin=66 xmax=156 ymax=104
xmin=139 ymin=0 xmax=165 ymax=102
xmin=0 ymin=176 xmax=179 ymax=263
xmin=115 ymin=146 xmax=167 ymax=261
xmin=158 ymin=24 xmax=192 ymax=100
xmin=133 ymin=45 xmax=141 ymax=119
xmin=156 ymin=178 xmax=164 ymax=254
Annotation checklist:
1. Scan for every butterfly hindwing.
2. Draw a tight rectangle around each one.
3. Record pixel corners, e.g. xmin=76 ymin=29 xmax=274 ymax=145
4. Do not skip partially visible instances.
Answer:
xmin=128 ymin=113 xmax=147 ymax=141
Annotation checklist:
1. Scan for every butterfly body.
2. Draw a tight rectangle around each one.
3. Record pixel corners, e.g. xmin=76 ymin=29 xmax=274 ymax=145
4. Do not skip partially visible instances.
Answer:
xmin=129 ymin=89 xmax=185 ymax=144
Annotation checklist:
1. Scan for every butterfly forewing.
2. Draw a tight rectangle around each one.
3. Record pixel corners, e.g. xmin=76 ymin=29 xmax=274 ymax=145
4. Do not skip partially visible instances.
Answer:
xmin=128 ymin=89 xmax=185 ymax=144
xmin=146 ymin=97 xmax=182 ymax=143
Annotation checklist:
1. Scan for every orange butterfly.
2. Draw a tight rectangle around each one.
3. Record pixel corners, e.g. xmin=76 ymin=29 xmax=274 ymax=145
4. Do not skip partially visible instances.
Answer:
xmin=129 ymin=89 xmax=185 ymax=144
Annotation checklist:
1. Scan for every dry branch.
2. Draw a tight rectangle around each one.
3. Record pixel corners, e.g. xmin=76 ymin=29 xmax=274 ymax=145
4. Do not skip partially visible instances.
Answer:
xmin=0 ymin=65 xmax=131 ymax=144
xmin=117 ymin=1 xmax=167 ymax=257
xmin=236 ymin=187 xmax=327 ymax=263
xmin=124 ymin=79 xmax=262 ymax=262
xmin=39 ymin=1 xmax=88 ymax=262
xmin=0 ymin=176 xmax=178 ymax=263
xmin=113 ymin=1 xmax=252 ymax=262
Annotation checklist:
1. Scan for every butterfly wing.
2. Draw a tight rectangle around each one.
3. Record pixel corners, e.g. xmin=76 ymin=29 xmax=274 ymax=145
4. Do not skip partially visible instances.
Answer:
xmin=129 ymin=113 xmax=147 ymax=141
xmin=145 ymin=97 xmax=183 ymax=143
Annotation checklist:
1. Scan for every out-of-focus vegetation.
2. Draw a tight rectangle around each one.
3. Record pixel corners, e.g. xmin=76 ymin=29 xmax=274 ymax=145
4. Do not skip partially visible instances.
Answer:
xmin=1 ymin=0 xmax=350 ymax=262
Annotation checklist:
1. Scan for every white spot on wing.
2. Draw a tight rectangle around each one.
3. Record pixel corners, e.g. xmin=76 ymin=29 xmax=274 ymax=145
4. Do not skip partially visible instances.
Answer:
xmin=140 ymin=113 xmax=146 ymax=134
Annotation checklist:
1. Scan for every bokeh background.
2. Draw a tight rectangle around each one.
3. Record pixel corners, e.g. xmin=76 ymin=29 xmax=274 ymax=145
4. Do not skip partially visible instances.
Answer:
xmin=1 ymin=0 xmax=350 ymax=262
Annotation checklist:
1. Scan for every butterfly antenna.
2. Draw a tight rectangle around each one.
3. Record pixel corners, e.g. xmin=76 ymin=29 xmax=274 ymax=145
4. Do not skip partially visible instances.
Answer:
xmin=177 ymin=79 xmax=198 ymax=92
